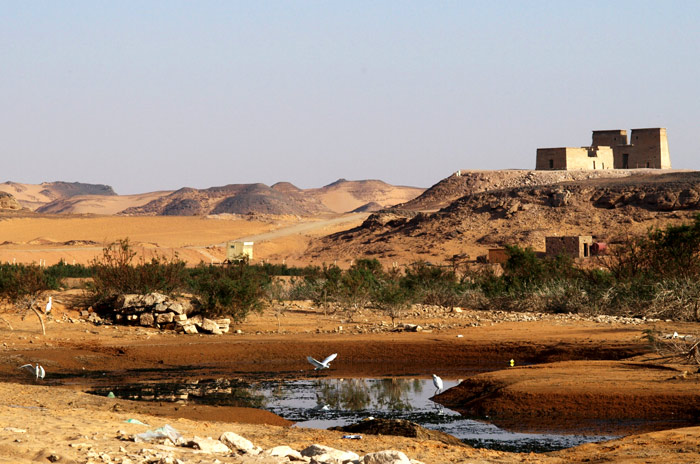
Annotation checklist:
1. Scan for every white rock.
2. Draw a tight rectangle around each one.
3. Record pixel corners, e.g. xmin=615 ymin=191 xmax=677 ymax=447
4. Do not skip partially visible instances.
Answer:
xmin=188 ymin=436 xmax=230 ymax=454
xmin=265 ymin=445 xmax=303 ymax=460
xmin=301 ymin=444 xmax=359 ymax=462
xmin=182 ymin=324 xmax=198 ymax=334
xmin=363 ymin=450 xmax=411 ymax=464
xmin=219 ymin=431 xmax=261 ymax=455
xmin=156 ymin=313 xmax=174 ymax=324
xmin=201 ymin=318 xmax=223 ymax=335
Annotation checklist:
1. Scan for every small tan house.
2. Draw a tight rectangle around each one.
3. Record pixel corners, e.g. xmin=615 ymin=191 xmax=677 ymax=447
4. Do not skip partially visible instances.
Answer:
xmin=226 ymin=241 xmax=254 ymax=262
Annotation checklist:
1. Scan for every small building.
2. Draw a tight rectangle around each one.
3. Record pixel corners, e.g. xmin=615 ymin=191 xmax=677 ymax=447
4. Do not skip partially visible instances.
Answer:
xmin=488 ymin=248 xmax=509 ymax=264
xmin=545 ymin=236 xmax=593 ymax=259
xmin=226 ymin=241 xmax=254 ymax=262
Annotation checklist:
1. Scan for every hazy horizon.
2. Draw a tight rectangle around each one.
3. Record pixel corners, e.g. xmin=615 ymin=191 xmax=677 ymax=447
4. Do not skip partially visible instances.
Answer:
xmin=3 ymin=2 xmax=699 ymax=194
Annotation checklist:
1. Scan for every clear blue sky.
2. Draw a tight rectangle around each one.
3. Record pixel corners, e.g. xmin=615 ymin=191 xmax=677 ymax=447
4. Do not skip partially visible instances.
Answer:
xmin=2 ymin=1 xmax=699 ymax=194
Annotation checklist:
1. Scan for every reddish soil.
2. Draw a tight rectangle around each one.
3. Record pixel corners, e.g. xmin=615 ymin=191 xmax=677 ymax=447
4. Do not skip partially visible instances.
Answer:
xmin=2 ymin=296 xmax=700 ymax=463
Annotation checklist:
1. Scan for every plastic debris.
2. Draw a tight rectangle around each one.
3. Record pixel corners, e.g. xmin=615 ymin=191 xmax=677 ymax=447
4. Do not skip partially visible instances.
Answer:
xmin=134 ymin=424 xmax=183 ymax=444
xmin=107 ymin=392 xmax=116 ymax=398
xmin=342 ymin=434 xmax=362 ymax=439
xmin=125 ymin=418 xmax=149 ymax=426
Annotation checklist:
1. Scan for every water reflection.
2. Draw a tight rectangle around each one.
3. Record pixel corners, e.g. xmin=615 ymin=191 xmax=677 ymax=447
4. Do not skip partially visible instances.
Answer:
xmin=90 ymin=377 xmax=619 ymax=453
xmin=90 ymin=378 xmax=266 ymax=409
xmin=313 ymin=378 xmax=422 ymax=412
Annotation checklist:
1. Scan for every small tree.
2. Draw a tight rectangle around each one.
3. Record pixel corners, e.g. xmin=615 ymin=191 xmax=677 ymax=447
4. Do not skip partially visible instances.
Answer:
xmin=372 ymin=277 xmax=412 ymax=327
xmin=87 ymin=238 xmax=187 ymax=305
xmin=187 ymin=261 xmax=270 ymax=322
xmin=0 ymin=263 xmax=56 ymax=335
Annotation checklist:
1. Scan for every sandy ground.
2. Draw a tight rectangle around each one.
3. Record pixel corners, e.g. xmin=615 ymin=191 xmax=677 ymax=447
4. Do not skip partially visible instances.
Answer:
xmin=1 ymin=292 xmax=700 ymax=463
xmin=0 ymin=213 xmax=368 ymax=267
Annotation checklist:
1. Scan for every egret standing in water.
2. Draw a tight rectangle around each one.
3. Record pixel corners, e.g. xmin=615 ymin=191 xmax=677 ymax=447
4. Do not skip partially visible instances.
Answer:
xmin=307 ymin=353 xmax=337 ymax=370
xmin=20 ymin=363 xmax=45 ymax=381
xmin=432 ymin=374 xmax=443 ymax=395
xmin=44 ymin=296 xmax=52 ymax=315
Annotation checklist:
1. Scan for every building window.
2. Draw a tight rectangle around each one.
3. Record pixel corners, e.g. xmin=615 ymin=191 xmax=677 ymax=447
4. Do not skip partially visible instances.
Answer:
xmin=646 ymin=162 xmax=650 ymax=168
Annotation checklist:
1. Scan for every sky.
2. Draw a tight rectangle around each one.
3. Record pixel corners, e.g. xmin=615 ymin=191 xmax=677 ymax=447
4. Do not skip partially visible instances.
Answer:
xmin=2 ymin=1 xmax=699 ymax=194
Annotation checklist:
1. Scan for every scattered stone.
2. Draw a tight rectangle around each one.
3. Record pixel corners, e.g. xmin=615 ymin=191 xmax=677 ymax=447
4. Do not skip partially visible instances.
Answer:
xmin=219 ymin=431 xmax=261 ymax=455
xmin=3 ymin=427 xmax=26 ymax=433
xmin=182 ymin=324 xmax=198 ymax=335
xmin=187 ymin=436 xmax=230 ymax=454
xmin=301 ymin=444 xmax=359 ymax=462
xmin=200 ymin=318 xmax=223 ymax=335
xmin=363 ymin=450 xmax=411 ymax=464
xmin=265 ymin=445 xmax=303 ymax=460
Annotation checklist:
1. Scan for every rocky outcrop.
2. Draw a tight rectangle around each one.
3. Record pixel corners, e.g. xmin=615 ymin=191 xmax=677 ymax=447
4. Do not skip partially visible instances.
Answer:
xmin=0 ymin=191 xmax=22 ymax=210
xmin=103 ymin=292 xmax=230 ymax=335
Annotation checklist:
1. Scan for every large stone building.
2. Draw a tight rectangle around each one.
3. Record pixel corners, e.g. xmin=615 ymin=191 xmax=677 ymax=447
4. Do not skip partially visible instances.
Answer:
xmin=536 ymin=128 xmax=671 ymax=171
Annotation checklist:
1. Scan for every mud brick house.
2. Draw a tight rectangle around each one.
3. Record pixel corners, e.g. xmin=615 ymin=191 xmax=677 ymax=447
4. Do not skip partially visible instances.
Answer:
xmin=536 ymin=128 xmax=671 ymax=171
xmin=545 ymin=236 xmax=593 ymax=259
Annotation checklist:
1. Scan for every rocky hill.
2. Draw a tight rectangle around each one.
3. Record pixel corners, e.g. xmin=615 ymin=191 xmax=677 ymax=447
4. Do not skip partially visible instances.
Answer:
xmin=0 ymin=181 xmax=116 ymax=211
xmin=308 ymin=170 xmax=700 ymax=264
xmin=0 ymin=191 xmax=22 ymax=211
xmin=120 ymin=179 xmax=424 ymax=217
xmin=121 ymin=183 xmax=331 ymax=217
xmin=399 ymin=169 xmax=663 ymax=211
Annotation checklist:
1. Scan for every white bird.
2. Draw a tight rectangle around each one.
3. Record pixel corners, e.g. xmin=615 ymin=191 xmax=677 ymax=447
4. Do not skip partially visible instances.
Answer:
xmin=432 ymin=374 xmax=443 ymax=395
xmin=307 ymin=353 xmax=337 ymax=370
xmin=44 ymin=296 xmax=52 ymax=315
xmin=19 ymin=363 xmax=45 ymax=380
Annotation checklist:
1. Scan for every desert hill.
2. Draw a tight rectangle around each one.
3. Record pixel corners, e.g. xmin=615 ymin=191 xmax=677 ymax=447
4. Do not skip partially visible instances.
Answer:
xmin=120 ymin=179 xmax=424 ymax=217
xmin=0 ymin=181 xmax=115 ymax=211
xmin=36 ymin=191 xmax=174 ymax=215
xmin=308 ymin=170 xmax=700 ymax=264
xmin=0 ymin=179 xmax=423 ymax=216
xmin=306 ymin=179 xmax=425 ymax=213
xmin=121 ymin=183 xmax=331 ymax=216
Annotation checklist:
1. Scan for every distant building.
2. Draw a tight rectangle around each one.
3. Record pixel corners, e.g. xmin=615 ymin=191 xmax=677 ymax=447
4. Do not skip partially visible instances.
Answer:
xmin=536 ymin=128 xmax=671 ymax=171
xmin=545 ymin=236 xmax=593 ymax=259
xmin=226 ymin=241 xmax=254 ymax=262
xmin=488 ymin=248 xmax=509 ymax=264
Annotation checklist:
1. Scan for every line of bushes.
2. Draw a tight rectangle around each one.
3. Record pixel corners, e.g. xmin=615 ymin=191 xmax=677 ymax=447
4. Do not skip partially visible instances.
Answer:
xmin=3 ymin=214 xmax=700 ymax=323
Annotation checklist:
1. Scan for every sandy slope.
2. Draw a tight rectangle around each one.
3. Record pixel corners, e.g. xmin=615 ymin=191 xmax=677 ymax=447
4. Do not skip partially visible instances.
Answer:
xmin=38 ymin=191 xmax=174 ymax=215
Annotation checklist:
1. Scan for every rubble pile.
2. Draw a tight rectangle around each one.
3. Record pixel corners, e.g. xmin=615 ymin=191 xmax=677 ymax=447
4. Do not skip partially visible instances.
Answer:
xmin=109 ymin=293 xmax=230 ymax=335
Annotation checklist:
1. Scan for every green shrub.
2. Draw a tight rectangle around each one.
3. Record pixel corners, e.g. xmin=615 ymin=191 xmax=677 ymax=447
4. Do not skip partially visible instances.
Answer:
xmin=87 ymin=239 xmax=187 ymax=304
xmin=0 ymin=263 xmax=57 ymax=307
xmin=187 ymin=261 xmax=270 ymax=321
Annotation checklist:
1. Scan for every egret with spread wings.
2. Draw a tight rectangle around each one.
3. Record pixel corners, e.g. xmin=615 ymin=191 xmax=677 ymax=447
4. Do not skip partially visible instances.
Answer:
xmin=307 ymin=353 xmax=337 ymax=370
xmin=20 ymin=363 xmax=45 ymax=380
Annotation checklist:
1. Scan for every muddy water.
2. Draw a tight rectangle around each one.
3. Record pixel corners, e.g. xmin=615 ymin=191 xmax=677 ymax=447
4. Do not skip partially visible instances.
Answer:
xmin=89 ymin=377 xmax=616 ymax=452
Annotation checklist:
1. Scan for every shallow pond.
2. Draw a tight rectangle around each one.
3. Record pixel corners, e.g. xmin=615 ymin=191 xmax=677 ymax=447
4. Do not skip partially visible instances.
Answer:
xmin=90 ymin=377 xmax=616 ymax=452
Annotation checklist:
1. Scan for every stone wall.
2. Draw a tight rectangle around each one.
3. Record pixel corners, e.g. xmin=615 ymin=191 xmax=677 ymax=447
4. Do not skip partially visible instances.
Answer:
xmin=536 ymin=147 xmax=613 ymax=171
